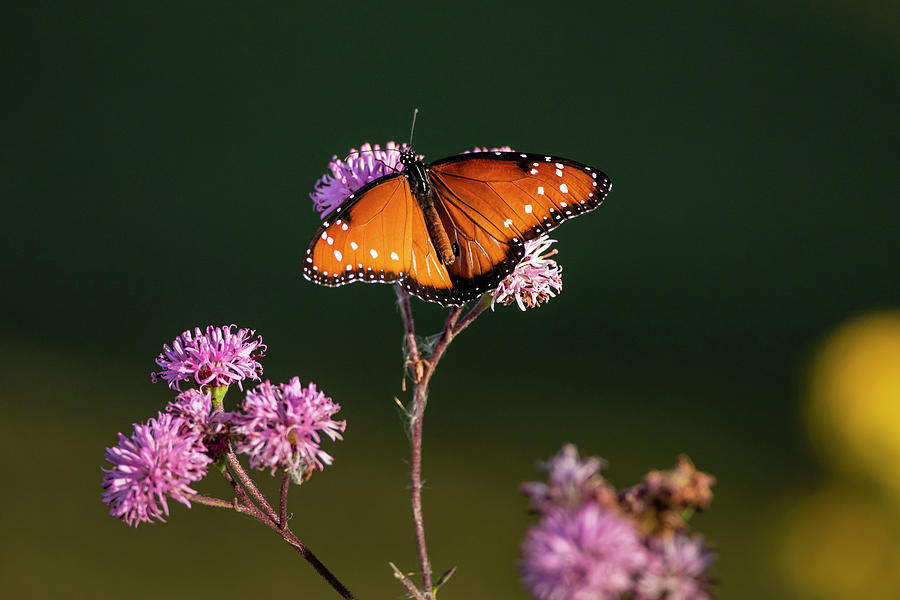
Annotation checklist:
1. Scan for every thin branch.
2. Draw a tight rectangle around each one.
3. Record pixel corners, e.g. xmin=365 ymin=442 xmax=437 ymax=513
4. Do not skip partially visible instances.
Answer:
xmin=280 ymin=470 xmax=291 ymax=528
xmin=396 ymin=284 xmax=423 ymax=382
xmin=389 ymin=562 xmax=428 ymax=600
xmin=193 ymin=493 xmax=242 ymax=511
xmin=282 ymin=530 xmax=359 ymax=600
xmin=225 ymin=448 xmax=279 ymax=523
xmin=219 ymin=464 xmax=277 ymax=525
xmin=214 ymin=462 xmax=358 ymax=599
xmin=453 ymin=294 xmax=492 ymax=337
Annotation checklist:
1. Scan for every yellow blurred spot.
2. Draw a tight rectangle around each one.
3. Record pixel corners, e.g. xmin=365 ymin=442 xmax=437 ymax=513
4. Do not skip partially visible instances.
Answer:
xmin=807 ymin=310 xmax=900 ymax=500
xmin=776 ymin=487 xmax=900 ymax=600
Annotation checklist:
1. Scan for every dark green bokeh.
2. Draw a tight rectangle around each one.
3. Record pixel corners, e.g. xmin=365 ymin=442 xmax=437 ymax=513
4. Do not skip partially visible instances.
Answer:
xmin=2 ymin=2 xmax=897 ymax=598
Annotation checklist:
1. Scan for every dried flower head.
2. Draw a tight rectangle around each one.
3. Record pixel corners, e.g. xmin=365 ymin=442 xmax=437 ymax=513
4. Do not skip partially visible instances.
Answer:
xmin=521 ymin=502 xmax=647 ymax=600
xmin=636 ymin=534 xmax=715 ymax=600
xmin=151 ymin=325 xmax=266 ymax=392
xmin=620 ymin=456 xmax=716 ymax=535
xmin=492 ymin=235 xmax=563 ymax=310
xmin=310 ymin=142 xmax=417 ymax=217
xmin=522 ymin=444 xmax=617 ymax=513
xmin=230 ymin=377 xmax=346 ymax=478
xmin=101 ymin=412 xmax=212 ymax=527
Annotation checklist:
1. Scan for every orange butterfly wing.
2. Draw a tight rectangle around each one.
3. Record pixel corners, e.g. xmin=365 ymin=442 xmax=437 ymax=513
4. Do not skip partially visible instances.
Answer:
xmin=427 ymin=151 xmax=611 ymax=301
xmin=303 ymin=175 xmax=416 ymax=287
xmin=303 ymin=174 xmax=459 ymax=303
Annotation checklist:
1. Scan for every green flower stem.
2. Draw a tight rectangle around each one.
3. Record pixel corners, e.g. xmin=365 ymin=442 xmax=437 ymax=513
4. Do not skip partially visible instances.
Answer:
xmin=207 ymin=384 xmax=229 ymax=410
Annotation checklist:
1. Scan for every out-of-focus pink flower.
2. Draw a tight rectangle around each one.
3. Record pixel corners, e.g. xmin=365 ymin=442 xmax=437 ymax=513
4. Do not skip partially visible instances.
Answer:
xmin=101 ymin=413 xmax=212 ymax=527
xmin=151 ymin=325 xmax=265 ymax=391
xmin=492 ymin=235 xmax=563 ymax=310
xmin=229 ymin=377 xmax=346 ymax=477
xmin=521 ymin=503 xmax=647 ymax=600
xmin=635 ymin=534 xmax=715 ymax=600
xmin=522 ymin=444 xmax=614 ymax=512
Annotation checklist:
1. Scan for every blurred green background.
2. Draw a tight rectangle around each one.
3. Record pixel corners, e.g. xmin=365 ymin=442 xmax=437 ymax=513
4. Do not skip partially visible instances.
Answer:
xmin=2 ymin=1 xmax=898 ymax=598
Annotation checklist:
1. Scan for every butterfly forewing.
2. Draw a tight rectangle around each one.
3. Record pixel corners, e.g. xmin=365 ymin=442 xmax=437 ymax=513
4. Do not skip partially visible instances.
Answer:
xmin=303 ymin=175 xmax=415 ymax=288
xmin=429 ymin=152 xmax=611 ymax=243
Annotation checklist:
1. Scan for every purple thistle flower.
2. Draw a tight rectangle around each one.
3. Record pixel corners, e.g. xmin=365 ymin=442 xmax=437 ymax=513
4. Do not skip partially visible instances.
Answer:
xmin=463 ymin=145 xmax=515 ymax=153
xmin=151 ymin=325 xmax=266 ymax=391
xmin=101 ymin=412 xmax=212 ymax=527
xmin=310 ymin=141 xmax=417 ymax=217
xmin=230 ymin=377 xmax=346 ymax=477
xmin=635 ymin=534 xmax=715 ymax=600
xmin=492 ymin=235 xmax=563 ymax=311
xmin=522 ymin=503 xmax=647 ymax=600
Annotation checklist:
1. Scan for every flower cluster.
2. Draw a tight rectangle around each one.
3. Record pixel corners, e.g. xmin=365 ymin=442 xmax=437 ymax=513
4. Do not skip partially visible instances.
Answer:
xmin=151 ymin=324 xmax=265 ymax=391
xmin=521 ymin=445 xmax=716 ymax=600
xmin=103 ymin=325 xmax=344 ymax=526
xmin=310 ymin=141 xmax=565 ymax=309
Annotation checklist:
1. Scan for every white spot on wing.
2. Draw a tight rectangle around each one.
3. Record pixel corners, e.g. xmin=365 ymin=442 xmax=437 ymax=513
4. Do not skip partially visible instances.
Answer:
xmin=390 ymin=251 xmax=399 ymax=261
xmin=504 ymin=218 xmax=513 ymax=228
xmin=555 ymin=169 xmax=563 ymax=177
xmin=537 ymin=186 xmax=544 ymax=195
xmin=560 ymin=183 xmax=569 ymax=193
xmin=334 ymin=249 xmax=342 ymax=261
xmin=369 ymin=249 xmax=378 ymax=259
xmin=525 ymin=204 xmax=533 ymax=214
xmin=350 ymin=241 xmax=359 ymax=250
xmin=327 ymin=237 xmax=334 ymax=245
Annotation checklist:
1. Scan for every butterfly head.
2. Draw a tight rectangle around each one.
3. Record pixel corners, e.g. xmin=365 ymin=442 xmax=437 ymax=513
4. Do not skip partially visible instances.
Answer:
xmin=399 ymin=148 xmax=418 ymax=170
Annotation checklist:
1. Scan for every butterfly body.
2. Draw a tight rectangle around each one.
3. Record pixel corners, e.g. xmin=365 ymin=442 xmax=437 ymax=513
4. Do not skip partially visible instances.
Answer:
xmin=303 ymin=149 xmax=611 ymax=306
xmin=399 ymin=149 xmax=457 ymax=266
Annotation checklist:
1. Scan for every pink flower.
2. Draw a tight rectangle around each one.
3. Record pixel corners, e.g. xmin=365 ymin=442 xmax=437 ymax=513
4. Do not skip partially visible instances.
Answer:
xmin=522 ymin=444 xmax=611 ymax=512
xmin=101 ymin=413 xmax=212 ymax=527
xmin=230 ymin=377 xmax=346 ymax=477
xmin=463 ymin=145 xmax=515 ymax=153
xmin=636 ymin=534 xmax=715 ymax=600
xmin=166 ymin=389 xmax=229 ymax=459
xmin=492 ymin=235 xmax=563 ymax=310
xmin=310 ymin=142 xmax=417 ymax=217
xmin=151 ymin=325 xmax=266 ymax=391
xmin=522 ymin=503 xmax=647 ymax=600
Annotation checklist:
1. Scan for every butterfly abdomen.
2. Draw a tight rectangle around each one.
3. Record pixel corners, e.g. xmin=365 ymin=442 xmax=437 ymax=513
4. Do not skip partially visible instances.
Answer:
xmin=421 ymin=201 xmax=455 ymax=265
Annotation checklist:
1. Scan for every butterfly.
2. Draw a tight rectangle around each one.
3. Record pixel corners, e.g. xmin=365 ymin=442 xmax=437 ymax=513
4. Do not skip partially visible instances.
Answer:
xmin=302 ymin=148 xmax=611 ymax=306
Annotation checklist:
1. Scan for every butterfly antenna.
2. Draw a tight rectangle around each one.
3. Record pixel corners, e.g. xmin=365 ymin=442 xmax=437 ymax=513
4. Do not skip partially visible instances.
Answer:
xmin=408 ymin=108 xmax=419 ymax=148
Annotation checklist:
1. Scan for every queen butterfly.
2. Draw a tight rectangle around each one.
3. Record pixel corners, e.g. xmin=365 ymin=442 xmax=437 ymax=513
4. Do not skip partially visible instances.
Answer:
xmin=302 ymin=147 xmax=611 ymax=306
